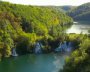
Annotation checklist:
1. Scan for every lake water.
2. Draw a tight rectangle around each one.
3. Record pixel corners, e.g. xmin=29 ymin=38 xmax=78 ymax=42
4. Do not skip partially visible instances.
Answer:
xmin=0 ymin=53 xmax=69 ymax=72
xmin=66 ymin=21 xmax=90 ymax=34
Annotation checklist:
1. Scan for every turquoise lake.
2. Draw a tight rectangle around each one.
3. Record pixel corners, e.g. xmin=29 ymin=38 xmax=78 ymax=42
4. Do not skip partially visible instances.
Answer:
xmin=0 ymin=53 xmax=69 ymax=72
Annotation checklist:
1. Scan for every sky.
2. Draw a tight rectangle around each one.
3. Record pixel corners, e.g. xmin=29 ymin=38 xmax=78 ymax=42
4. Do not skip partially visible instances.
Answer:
xmin=1 ymin=0 xmax=90 ymax=6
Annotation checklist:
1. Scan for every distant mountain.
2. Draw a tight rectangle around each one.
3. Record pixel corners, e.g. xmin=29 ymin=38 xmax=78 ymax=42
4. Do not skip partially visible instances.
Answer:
xmin=48 ymin=6 xmax=76 ymax=13
xmin=39 ymin=6 xmax=76 ymax=13
xmin=61 ymin=6 xmax=76 ymax=12
xmin=68 ymin=2 xmax=90 ymax=21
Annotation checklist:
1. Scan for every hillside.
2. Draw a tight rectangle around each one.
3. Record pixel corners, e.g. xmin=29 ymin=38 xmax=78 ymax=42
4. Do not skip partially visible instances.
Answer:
xmin=0 ymin=1 xmax=73 ymax=58
xmin=61 ymin=6 xmax=76 ymax=12
xmin=68 ymin=2 xmax=90 ymax=21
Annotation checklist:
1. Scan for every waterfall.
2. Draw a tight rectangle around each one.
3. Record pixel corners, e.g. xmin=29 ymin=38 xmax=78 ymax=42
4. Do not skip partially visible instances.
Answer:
xmin=11 ymin=48 xmax=18 ymax=56
xmin=66 ymin=42 xmax=72 ymax=52
xmin=55 ymin=41 xmax=73 ymax=52
xmin=34 ymin=42 xmax=42 ymax=54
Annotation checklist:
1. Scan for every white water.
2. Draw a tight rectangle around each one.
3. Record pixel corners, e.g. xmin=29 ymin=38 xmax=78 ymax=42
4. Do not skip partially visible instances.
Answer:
xmin=11 ymin=48 xmax=18 ymax=56
xmin=55 ymin=41 xmax=73 ymax=52
xmin=34 ymin=42 xmax=42 ymax=54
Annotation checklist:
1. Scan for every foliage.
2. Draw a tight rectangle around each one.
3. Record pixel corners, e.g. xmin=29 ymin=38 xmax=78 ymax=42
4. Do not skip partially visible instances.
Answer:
xmin=0 ymin=1 xmax=73 ymax=58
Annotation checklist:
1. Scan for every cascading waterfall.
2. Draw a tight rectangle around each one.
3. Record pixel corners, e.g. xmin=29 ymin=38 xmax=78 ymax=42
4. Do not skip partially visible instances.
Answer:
xmin=11 ymin=48 xmax=18 ymax=56
xmin=34 ymin=42 xmax=42 ymax=54
xmin=55 ymin=41 xmax=73 ymax=52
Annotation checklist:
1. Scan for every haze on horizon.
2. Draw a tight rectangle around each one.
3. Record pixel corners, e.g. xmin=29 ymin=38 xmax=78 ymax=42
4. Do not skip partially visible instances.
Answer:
xmin=1 ymin=0 xmax=90 ymax=6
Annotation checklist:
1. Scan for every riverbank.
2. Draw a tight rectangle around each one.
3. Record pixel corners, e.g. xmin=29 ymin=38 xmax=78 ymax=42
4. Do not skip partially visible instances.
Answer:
xmin=0 ymin=33 xmax=88 ymax=59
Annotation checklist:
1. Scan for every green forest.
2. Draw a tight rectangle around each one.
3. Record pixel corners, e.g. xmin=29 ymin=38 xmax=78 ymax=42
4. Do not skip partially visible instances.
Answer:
xmin=0 ymin=1 xmax=73 ymax=59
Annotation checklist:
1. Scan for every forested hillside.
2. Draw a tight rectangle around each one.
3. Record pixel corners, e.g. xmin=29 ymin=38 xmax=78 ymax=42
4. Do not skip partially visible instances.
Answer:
xmin=68 ymin=2 xmax=90 ymax=20
xmin=0 ymin=1 xmax=73 ymax=59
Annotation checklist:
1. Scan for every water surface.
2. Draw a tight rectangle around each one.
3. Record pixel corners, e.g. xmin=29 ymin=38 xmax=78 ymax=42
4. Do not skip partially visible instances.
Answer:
xmin=66 ymin=21 xmax=90 ymax=34
xmin=0 ymin=53 xmax=69 ymax=72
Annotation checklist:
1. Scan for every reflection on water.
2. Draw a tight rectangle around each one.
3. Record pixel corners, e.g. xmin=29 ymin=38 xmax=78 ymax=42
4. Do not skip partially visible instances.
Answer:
xmin=0 ymin=53 xmax=69 ymax=72
xmin=53 ymin=54 xmax=66 ymax=72
xmin=66 ymin=21 xmax=90 ymax=34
